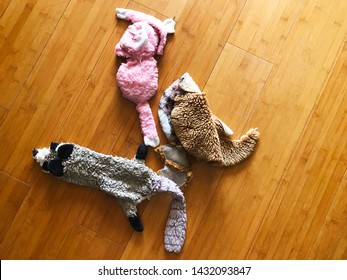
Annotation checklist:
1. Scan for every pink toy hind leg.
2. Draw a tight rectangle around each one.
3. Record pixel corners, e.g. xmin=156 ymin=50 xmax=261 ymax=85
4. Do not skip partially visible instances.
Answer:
xmin=136 ymin=102 xmax=160 ymax=147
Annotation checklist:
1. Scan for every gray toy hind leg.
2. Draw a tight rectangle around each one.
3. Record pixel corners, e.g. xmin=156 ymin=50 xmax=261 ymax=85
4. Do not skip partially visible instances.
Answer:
xmin=118 ymin=198 xmax=143 ymax=232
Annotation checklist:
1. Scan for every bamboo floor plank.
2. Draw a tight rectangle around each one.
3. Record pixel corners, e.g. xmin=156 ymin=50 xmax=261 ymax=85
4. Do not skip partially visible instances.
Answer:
xmin=134 ymin=0 xmax=188 ymax=20
xmin=0 ymin=0 xmax=70 ymax=108
xmin=0 ymin=172 xmax=29 ymax=246
xmin=57 ymin=224 xmax=125 ymax=259
xmin=229 ymin=0 xmax=304 ymax=63
xmin=248 ymin=42 xmax=347 ymax=259
xmin=0 ymin=177 xmax=89 ymax=259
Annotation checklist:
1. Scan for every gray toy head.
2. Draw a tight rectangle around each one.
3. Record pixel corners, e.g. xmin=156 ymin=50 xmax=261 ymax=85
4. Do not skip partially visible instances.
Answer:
xmin=32 ymin=142 xmax=74 ymax=177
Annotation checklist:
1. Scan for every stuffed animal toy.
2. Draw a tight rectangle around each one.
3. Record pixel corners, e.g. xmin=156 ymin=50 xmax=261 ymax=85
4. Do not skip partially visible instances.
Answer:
xmin=158 ymin=73 xmax=259 ymax=166
xmin=155 ymin=144 xmax=192 ymax=188
xmin=32 ymin=142 xmax=186 ymax=253
xmin=115 ymin=8 xmax=175 ymax=147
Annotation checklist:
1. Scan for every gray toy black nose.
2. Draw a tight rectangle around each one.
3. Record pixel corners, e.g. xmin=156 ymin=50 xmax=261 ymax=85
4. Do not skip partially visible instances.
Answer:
xmin=32 ymin=149 xmax=38 ymax=157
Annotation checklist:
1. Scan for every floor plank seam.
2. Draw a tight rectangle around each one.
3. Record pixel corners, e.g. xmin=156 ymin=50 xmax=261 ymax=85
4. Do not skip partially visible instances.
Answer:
xmin=227 ymin=42 xmax=274 ymax=65
xmin=131 ymin=0 xmax=176 ymax=20
xmin=55 ymin=222 xmax=126 ymax=259
xmin=78 ymin=223 xmax=127 ymax=248
xmin=0 ymin=170 xmax=31 ymax=187
xmin=200 ymin=0 xmax=249 ymax=91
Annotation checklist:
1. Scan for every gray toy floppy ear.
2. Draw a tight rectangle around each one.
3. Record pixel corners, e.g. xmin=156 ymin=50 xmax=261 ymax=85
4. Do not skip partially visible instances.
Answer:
xmin=47 ymin=159 xmax=64 ymax=177
xmin=42 ymin=161 xmax=49 ymax=172
xmin=56 ymin=143 xmax=74 ymax=159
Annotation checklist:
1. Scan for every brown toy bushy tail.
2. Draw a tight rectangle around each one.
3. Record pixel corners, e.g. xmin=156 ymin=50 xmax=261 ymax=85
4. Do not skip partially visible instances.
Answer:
xmin=217 ymin=127 xmax=259 ymax=166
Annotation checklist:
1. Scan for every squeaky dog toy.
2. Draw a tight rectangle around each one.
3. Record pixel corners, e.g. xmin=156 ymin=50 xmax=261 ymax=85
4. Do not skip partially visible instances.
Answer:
xmin=158 ymin=73 xmax=259 ymax=166
xmin=32 ymin=142 xmax=186 ymax=253
xmin=115 ymin=8 xmax=175 ymax=147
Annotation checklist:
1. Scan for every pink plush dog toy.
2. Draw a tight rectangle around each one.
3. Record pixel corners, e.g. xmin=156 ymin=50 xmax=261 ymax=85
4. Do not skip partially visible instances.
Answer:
xmin=115 ymin=8 xmax=175 ymax=147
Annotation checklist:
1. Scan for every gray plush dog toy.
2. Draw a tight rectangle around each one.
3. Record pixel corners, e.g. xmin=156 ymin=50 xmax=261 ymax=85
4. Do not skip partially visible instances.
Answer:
xmin=32 ymin=142 xmax=186 ymax=253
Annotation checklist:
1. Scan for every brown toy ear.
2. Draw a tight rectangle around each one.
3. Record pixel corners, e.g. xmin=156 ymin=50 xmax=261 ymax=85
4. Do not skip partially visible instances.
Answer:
xmin=47 ymin=159 xmax=64 ymax=177
xmin=56 ymin=144 xmax=74 ymax=159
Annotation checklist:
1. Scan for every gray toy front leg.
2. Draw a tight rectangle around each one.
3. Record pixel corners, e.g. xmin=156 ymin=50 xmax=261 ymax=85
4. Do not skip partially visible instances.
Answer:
xmin=135 ymin=143 xmax=147 ymax=162
xmin=100 ymin=181 xmax=144 ymax=232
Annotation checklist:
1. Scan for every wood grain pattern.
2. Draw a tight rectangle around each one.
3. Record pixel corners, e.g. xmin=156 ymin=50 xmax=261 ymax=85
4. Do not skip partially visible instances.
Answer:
xmin=0 ymin=0 xmax=70 ymax=108
xmin=247 ymin=42 xmax=347 ymax=259
xmin=134 ymin=0 xmax=188 ymax=19
xmin=155 ymin=0 xmax=247 ymax=90
xmin=0 ymin=0 xmax=346 ymax=259
xmin=0 ymin=178 xmax=90 ymax=259
xmin=204 ymin=43 xmax=273 ymax=132
xmin=308 ymin=171 xmax=346 ymax=259
xmin=229 ymin=0 xmax=303 ymax=63
xmin=57 ymin=225 xmax=125 ymax=259
xmin=0 ymin=106 xmax=7 ymax=127
xmin=0 ymin=172 xmax=29 ymax=243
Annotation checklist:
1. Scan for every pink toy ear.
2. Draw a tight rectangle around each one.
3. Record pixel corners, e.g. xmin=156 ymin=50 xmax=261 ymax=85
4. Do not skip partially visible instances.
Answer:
xmin=116 ymin=8 xmax=175 ymax=55
xmin=146 ymin=18 xmax=175 ymax=55
xmin=157 ymin=18 xmax=175 ymax=55
xmin=155 ymin=25 xmax=167 ymax=55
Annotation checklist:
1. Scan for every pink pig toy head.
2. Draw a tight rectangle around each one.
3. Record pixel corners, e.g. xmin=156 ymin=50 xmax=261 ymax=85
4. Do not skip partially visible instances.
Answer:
xmin=115 ymin=8 xmax=175 ymax=147
xmin=115 ymin=8 xmax=175 ymax=59
xmin=116 ymin=22 xmax=158 ymax=59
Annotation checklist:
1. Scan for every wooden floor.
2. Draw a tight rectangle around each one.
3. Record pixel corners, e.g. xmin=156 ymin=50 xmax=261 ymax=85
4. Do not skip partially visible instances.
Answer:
xmin=0 ymin=0 xmax=346 ymax=260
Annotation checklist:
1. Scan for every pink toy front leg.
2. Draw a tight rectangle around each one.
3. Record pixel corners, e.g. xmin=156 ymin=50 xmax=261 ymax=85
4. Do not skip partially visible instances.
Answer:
xmin=136 ymin=102 xmax=159 ymax=147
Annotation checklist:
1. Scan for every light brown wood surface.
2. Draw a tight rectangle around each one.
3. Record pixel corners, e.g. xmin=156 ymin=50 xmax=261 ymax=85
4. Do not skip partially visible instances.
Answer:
xmin=0 ymin=0 xmax=346 ymax=259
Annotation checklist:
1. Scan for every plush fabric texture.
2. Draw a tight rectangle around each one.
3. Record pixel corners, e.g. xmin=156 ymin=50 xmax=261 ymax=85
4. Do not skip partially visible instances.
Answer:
xmin=155 ymin=144 xmax=192 ymax=188
xmin=158 ymin=79 xmax=180 ymax=143
xmin=159 ymin=73 xmax=259 ymax=166
xmin=135 ymin=101 xmax=158 ymax=144
xmin=158 ymin=73 xmax=203 ymax=144
xmin=33 ymin=142 xmax=186 ymax=253
xmin=152 ymin=176 xmax=186 ymax=253
xmin=115 ymin=8 xmax=175 ymax=147
xmin=117 ymin=58 xmax=158 ymax=104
